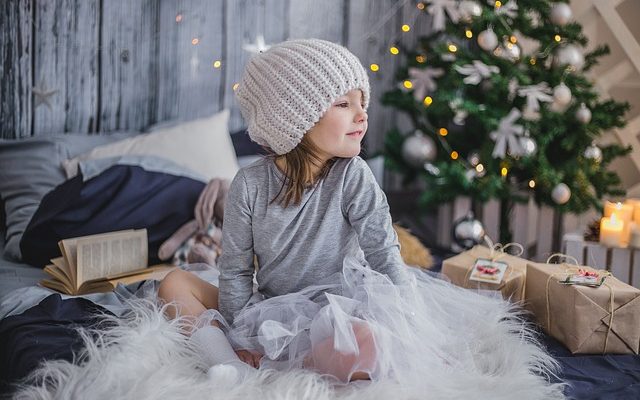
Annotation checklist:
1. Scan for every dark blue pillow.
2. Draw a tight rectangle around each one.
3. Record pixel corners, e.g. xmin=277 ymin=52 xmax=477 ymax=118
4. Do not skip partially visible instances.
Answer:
xmin=20 ymin=165 xmax=205 ymax=268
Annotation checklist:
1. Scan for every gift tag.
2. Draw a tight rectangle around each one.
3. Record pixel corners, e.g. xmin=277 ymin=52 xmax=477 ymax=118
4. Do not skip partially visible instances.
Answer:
xmin=469 ymin=258 xmax=508 ymax=284
xmin=559 ymin=270 xmax=606 ymax=288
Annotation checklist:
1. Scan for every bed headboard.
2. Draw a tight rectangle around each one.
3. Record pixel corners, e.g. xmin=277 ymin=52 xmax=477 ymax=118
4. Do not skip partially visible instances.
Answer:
xmin=0 ymin=0 xmax=431 ymax=156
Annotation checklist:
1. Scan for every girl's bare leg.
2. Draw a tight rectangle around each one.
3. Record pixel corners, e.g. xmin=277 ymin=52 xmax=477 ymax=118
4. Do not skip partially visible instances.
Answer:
xmin=157 ymin=269 xmax=262 ymax=368
xmin=157 ymin=269 xmax=219 ymax=323
xmin=306 ymin=321 xmax=376 ymax=382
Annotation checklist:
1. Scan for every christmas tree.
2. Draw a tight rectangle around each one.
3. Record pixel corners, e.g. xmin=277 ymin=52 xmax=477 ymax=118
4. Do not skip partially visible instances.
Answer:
xmin=382 ymin=0 xmax=631 ymax=244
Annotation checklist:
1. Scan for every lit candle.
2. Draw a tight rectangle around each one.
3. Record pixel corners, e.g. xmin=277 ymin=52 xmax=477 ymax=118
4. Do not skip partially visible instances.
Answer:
xmin=600 ymin=214 xmax=625 ymax=248
xmin=604 ymin=201 xmax=633 ymax=244
xmin=626 ymin=198 xmax=640 ymax=225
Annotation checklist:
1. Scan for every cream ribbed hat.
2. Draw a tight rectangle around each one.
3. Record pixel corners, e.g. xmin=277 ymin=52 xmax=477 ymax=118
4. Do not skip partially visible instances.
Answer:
xmin=235 ymin=38 xmax=370 ymax=155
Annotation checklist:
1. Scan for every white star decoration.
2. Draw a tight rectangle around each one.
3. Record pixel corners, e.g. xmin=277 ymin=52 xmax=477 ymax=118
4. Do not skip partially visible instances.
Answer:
xmin=32 ymin=80 xmax=58 ymax=111
xmin=243 ymin=35 xmax=271 ymax=54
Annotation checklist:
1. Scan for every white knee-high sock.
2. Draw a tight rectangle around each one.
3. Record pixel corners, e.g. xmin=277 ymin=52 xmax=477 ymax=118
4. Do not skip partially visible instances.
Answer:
xmin=190 ymin=325 xmax=252 ymax=371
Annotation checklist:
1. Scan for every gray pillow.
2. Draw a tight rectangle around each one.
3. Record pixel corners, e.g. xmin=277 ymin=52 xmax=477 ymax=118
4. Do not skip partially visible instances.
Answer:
xmin=0 ymin=133 xmax=136 ymax=261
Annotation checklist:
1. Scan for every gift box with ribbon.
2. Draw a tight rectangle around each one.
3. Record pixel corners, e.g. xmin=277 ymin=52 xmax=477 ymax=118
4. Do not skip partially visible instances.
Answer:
xmin=525 ymin=257 xmax=640 ymax=355
xmin=441 ymin=244 xmax=528 ymax=302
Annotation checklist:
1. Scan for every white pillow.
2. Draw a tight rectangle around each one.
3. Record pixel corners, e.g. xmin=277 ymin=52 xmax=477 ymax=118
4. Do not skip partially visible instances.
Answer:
xmin=63 ymin=109 xmax=239 ymax=181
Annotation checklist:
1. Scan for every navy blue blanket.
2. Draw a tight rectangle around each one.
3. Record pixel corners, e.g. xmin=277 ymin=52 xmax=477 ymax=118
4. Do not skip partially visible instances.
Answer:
xmin=20 ymin=165 xmax=205 ymax=268
xmin=0 ymin=295 xmax=114 ymax=395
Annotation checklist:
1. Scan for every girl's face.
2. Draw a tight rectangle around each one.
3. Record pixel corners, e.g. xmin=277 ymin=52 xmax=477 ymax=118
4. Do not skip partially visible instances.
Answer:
xmin=306 ymin=89 xmax=368 ymax=163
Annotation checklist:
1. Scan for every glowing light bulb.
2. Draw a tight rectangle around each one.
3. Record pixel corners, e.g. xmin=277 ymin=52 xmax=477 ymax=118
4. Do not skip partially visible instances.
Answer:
xmin=213 ymin=60 xmax=222 ymax=68
xmin=191 ymin=38 xmax=200 ymax=45
xmin=390 ymin=46 xmax=399 ymax=55
xmin=370 ymin=63 xmax=379 ymax=72
xmin=416 ymin=55 xmax=426 ymax=63
xmin=232 ymin=83 xmax=239 ymax=91
xmin=403 ymin=80 xmax=413 ymax=89
xmin=439 ymin=128 xmax=448 ymax=136
xmin=402 ymin=24 xmax=411 ymax=32
xmin=476 ymin=164 xmax=484 ymax=173
xmin=423 ymin=96 xmax=433 ymax=106
xmin=465 ymin=30 xmax=473 ymax=39
xmin=554 ymin=35 xmax=561 ymax=42
xmin=448 ymin=44 xmax=458 ymax=52
xmin=451 ymin=151 xmax=459 ymax=160
xmin=528 ymin=180 xmax=536 ymax=188
xmin=501 ymin=167 xmax=508 ymax=177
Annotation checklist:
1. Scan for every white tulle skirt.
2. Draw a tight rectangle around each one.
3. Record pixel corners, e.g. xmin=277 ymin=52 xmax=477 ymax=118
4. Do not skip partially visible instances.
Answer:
xmin=194 ymin=257 xmax=560 ymax=390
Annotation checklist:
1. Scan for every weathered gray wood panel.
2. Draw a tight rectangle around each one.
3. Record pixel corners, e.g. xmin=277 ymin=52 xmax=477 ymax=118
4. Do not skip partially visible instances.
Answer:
xmin=0 ymin=0 xmax=32 ymax=139
xmin=223 ymin=0 xmax=289 ymax=133
xmin=100 ymin=0 xmax=159 ymax=131
xmin=156 ymin=0 xmax=225 ymax=123
xmin=288 ymin=0 xmax=345 ymax=43
xmin=33 ymin=0 xmax=100 ymax=135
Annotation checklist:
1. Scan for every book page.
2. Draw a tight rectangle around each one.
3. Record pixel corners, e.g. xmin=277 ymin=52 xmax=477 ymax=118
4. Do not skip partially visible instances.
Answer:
xmin=75 ymin=229 xmax=148 ymax=285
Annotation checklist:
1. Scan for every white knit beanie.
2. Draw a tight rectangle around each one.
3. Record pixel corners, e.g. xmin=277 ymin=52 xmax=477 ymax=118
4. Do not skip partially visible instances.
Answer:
xmin=235 ymin=38 xmax=370 ymax=155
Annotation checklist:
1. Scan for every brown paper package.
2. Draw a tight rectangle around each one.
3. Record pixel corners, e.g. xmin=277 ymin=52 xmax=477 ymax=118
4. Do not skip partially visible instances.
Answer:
xmin=525 ymin=262 xmax=640 ymax=355
xmin=442 ymin=245 xmax=527 ymax=302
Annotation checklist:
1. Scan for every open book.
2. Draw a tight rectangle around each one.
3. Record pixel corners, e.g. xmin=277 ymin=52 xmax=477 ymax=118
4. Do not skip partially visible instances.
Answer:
xmin=41 ymin=229 xmax=175 ymax=295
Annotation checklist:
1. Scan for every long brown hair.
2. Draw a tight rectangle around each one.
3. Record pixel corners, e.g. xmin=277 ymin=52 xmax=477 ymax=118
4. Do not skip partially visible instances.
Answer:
xmin=270 ymin=135 xmax=335 ymax=207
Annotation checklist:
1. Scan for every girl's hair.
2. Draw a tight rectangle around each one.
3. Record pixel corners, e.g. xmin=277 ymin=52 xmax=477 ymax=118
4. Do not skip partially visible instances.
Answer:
xmin=270 ymin=135 xmax=336 ymax=207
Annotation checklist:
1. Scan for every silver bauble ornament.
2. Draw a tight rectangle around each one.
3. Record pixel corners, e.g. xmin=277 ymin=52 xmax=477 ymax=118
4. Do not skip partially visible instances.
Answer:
xmin=402 ymin=131 xmax=436 ymax=167
xmin=553 ymin=82 xmax=572 ymax=106
xmin=452 ymin=212 xmax=485 ymax=252
xmin=550 ymin=3 xmax=572 ymax=26
xmin=468 ymin=151 xmax=481 ymax=167
xmin=553 ymin=45 xmax=585 ymax=70
xmin=575 ymin=103 xmax=592 ymax=124
xmin=459 ymin=0 xmax=482 ymax=22
xmin=520 ymin=135 xmax=537 ymax=156
xmin=478 ymin=28 xmax=498 ymax=51
xmin=584 ymin=142 xmax=602 ymax=163
xmin=551 ymin=183 xmax=571 ymax=205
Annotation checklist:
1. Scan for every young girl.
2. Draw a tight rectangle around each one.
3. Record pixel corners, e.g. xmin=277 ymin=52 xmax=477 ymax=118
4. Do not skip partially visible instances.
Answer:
xmin=159 ymin=38 xmax=562 ymax=395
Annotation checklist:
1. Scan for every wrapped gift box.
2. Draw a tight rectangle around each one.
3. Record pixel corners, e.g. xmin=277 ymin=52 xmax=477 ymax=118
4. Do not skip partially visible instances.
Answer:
xmin=525 ymin=262 xmax=640 ymax=354
xmin=442 ymin=245 xmax=527 ymax=302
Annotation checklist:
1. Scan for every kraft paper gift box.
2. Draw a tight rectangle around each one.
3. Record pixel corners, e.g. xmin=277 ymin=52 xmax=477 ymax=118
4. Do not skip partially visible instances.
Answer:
xmin=525 ymin=262 xmax=640 ymax=355
xmin=441 ymin=245 xmax=527 ymax=302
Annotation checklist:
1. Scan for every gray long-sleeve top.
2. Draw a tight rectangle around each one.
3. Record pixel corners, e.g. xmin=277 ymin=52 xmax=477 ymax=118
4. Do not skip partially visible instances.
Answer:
xmin=217 ymin=156 xmax=405 ymax=324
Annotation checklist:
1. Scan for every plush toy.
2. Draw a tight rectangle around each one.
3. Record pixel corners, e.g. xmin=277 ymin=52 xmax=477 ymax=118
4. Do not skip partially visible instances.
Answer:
xmin=158 ymin=178 xmax=229 ymax=266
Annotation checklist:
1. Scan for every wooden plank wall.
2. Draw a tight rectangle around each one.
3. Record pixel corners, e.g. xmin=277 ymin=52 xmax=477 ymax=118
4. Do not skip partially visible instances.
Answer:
xmin=0 ymin=0 xmax=426 ymax=157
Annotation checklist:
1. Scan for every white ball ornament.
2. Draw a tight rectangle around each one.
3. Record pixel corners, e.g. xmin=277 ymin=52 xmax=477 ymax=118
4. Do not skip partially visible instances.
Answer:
xmin=553 ymin=45 xmax=585 ymax=70
xmin=551 ymin=183 xmax=571 ymax=205
xmin=402 ymin=131 xmax=437 ymax=167
xmin=459 ymin=1 xmax=482 ymax=22
xmin=520 ymin=136 xmax=537 ymax=156
xmin=575 ymin=103 xmax=592 ymax=124
xmin=550 ymin=3 xmax=573 ymax=26
xmin=584 ymin=143 xmax=602 ymax=163
xmin=478 ymin=28 xmax=498 ymax=51
xmin=553 ymin=83 xmax=572 ymax=106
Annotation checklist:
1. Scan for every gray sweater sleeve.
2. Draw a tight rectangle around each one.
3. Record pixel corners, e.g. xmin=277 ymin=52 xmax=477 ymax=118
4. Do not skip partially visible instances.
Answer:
xmin=342 ymin=158 xmax=406 ymax=284
xmin=218 ymin=171 xmax=255 ymax=324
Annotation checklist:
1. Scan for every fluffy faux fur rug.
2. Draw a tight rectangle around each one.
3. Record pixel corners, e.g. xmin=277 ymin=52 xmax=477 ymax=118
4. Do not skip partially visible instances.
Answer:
xmin=11 ymin=298 xmax=565 ymax=400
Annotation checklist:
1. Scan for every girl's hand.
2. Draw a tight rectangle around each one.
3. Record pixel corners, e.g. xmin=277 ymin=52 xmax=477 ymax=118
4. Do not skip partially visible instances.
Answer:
xmin=235 ymin=349 xmax=263 ymax=368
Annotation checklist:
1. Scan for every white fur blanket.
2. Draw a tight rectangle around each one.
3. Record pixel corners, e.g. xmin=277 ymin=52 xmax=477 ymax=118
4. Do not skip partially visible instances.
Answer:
xmin=11 ymin=298 xmax=565 ymax=400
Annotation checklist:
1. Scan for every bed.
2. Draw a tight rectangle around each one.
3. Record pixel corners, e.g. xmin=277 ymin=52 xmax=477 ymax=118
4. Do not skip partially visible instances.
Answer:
xmin=0 ymin=113 xmax=639 ymax=399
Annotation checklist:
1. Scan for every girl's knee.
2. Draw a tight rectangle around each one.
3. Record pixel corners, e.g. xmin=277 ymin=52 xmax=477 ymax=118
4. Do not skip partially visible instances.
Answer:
xmin=158 ymin=269 xmax=190 ymax=300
